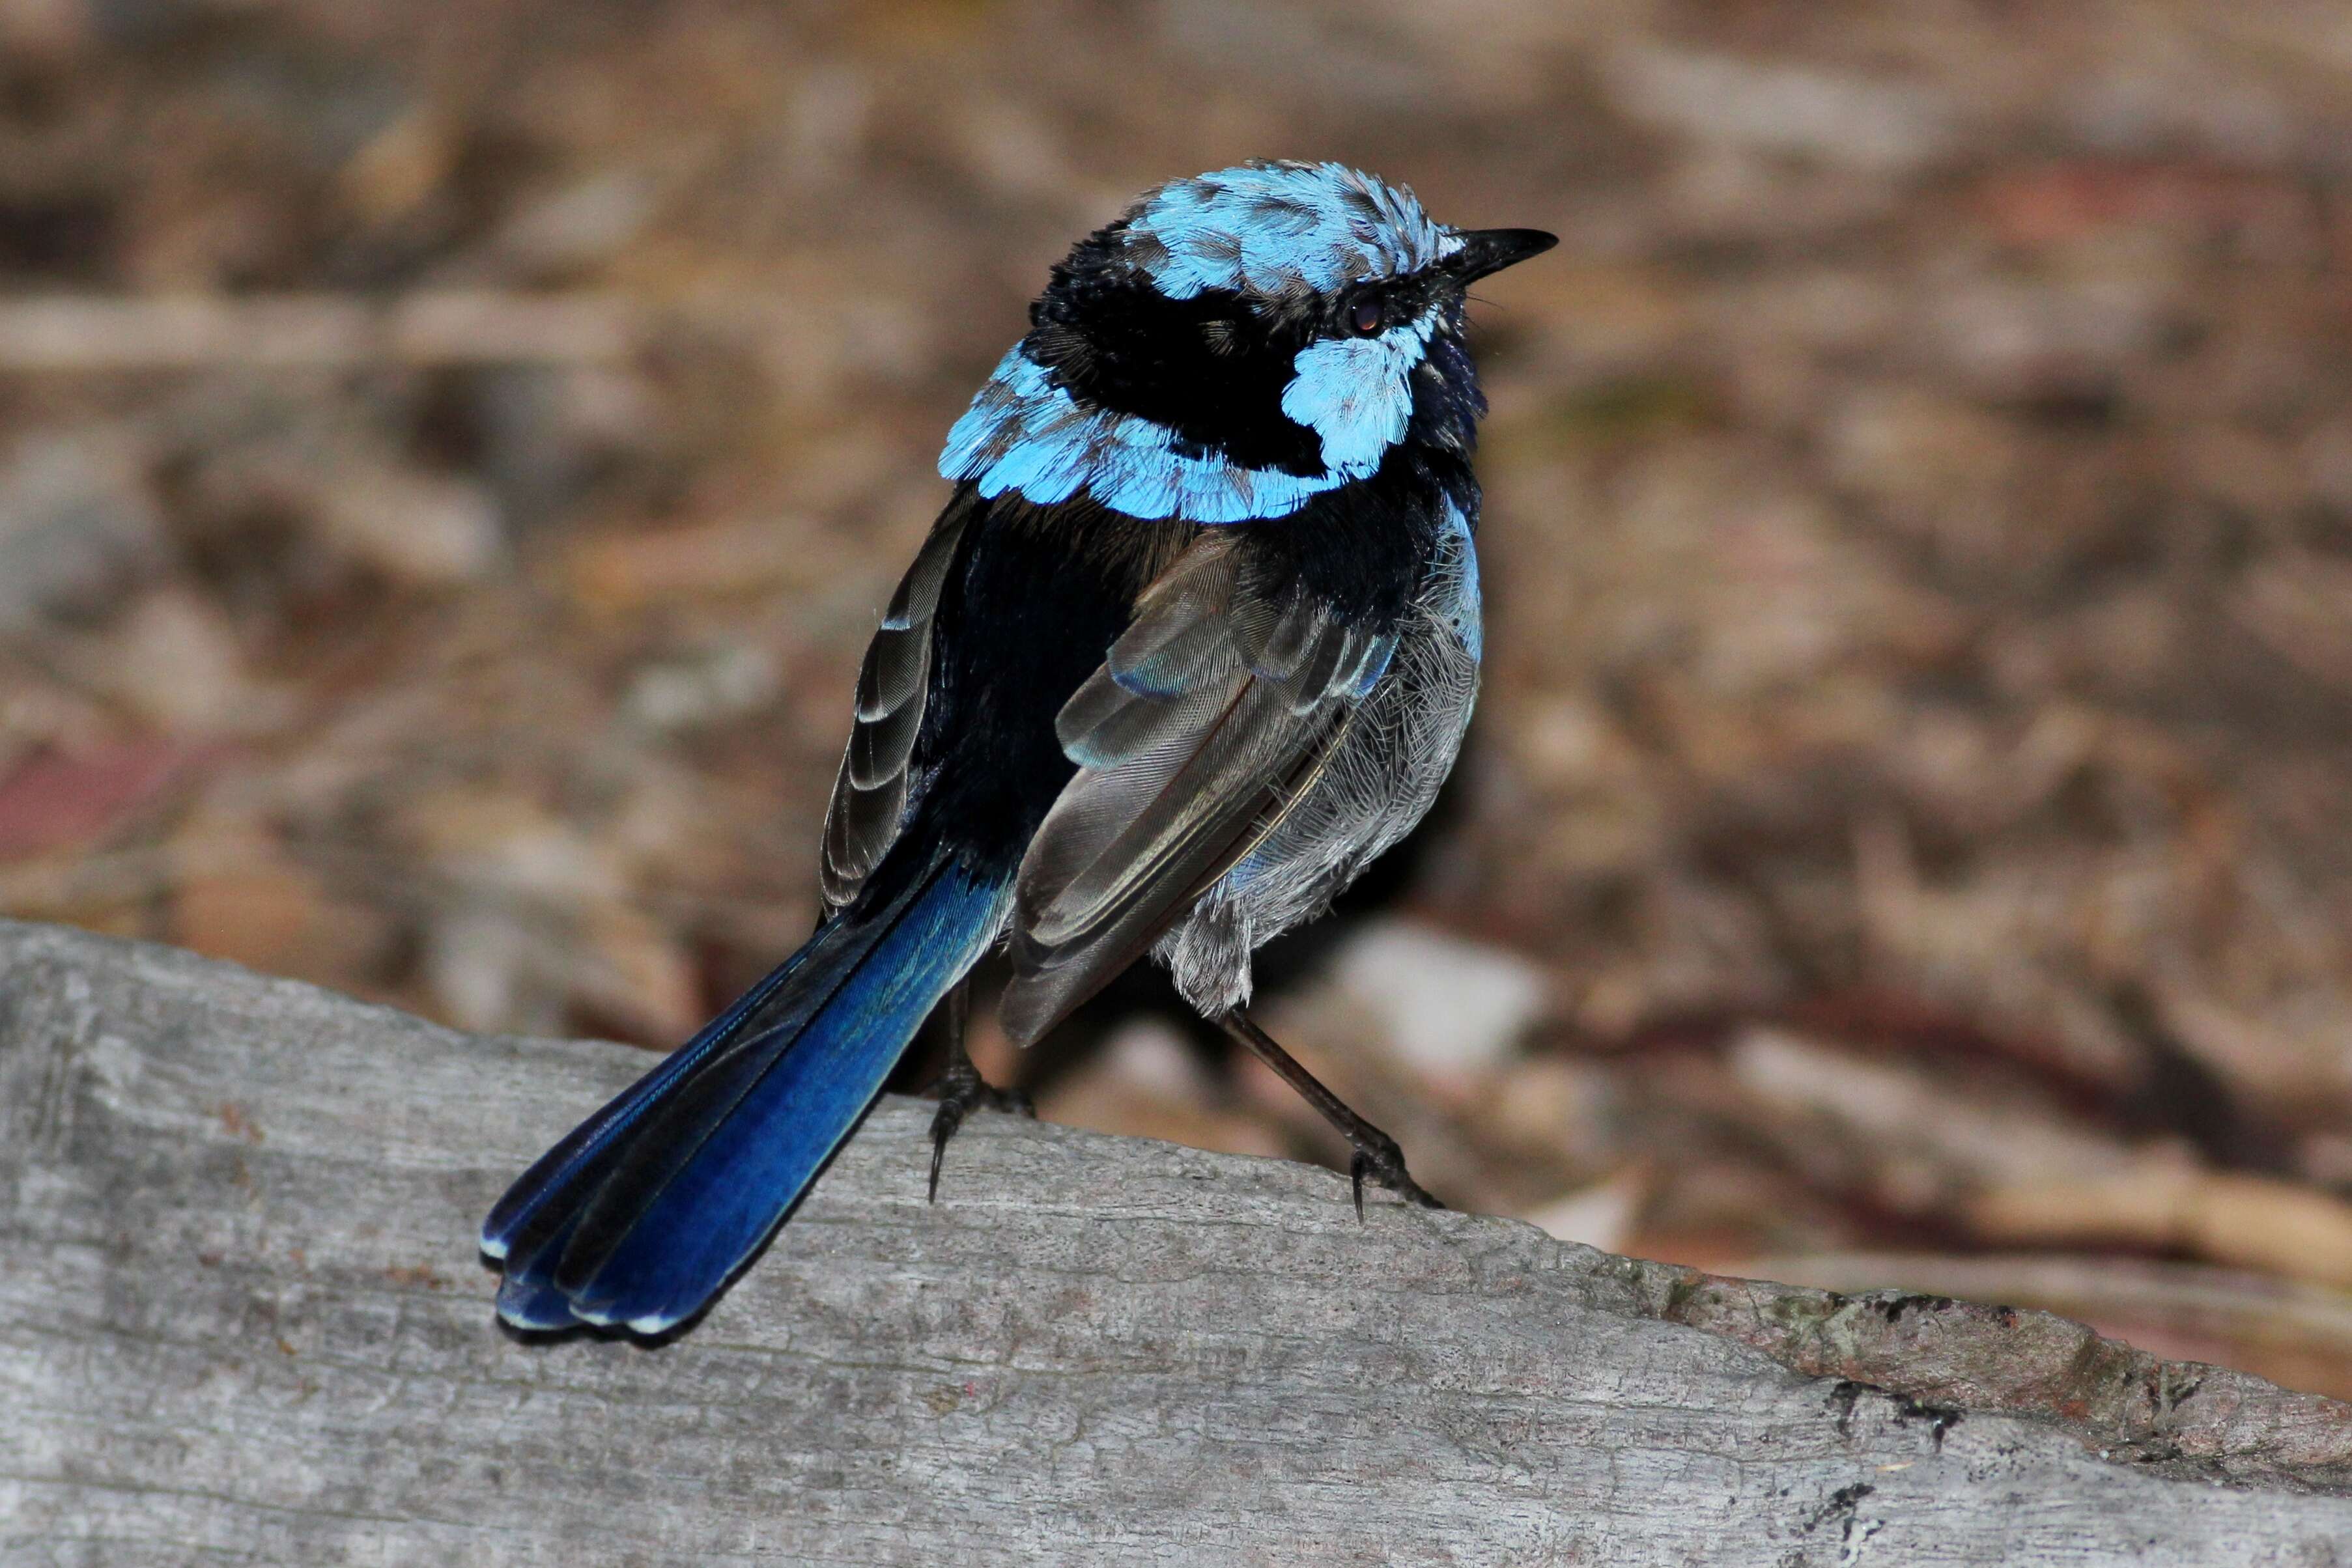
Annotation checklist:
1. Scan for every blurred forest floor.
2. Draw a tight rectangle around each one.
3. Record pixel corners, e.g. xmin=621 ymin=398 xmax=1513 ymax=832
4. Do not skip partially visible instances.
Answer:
xmin=5 ymin=0 xmax=2352 ymax=1395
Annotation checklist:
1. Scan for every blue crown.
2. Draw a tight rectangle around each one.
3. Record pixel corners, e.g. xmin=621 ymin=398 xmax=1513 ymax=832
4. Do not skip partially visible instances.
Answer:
xmin=1123 ymin=161 xmax=1462 ymax=301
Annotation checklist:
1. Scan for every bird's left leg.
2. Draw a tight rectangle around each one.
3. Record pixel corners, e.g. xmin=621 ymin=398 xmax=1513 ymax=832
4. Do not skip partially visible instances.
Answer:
xmin=926 ymin=979 xmax=1032 ymax=1201
xmin=1217 ymin=1008 xmax=1443 ymax=1216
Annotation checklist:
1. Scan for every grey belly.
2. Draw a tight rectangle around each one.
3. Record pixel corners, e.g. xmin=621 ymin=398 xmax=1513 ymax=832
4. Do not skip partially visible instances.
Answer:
xmin=1152 ymin=540 xmax=1482 ymax=1017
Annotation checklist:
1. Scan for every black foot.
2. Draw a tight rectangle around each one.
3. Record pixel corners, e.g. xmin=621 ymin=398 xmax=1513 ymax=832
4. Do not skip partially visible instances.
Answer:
xmin=927 ymin=1059 xmax=1034 ymax=1202
xmin=1213 ymin=1008 xmax=1448 ymax=1218
xmin=1347 ymin=1127 xmax=1445 ymax=1219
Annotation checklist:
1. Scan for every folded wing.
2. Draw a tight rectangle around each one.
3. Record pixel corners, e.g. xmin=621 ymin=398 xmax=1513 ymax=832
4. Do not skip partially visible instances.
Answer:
xmin=1000 ymin=531 xmax=1393 ymax=1043
xmin=819 ymin=497 xmax=972 ymax=912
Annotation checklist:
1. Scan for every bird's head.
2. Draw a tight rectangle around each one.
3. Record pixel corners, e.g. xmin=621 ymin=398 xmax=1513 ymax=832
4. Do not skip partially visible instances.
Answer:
xmin=941 ymin=161 xmax=1555 ymax=524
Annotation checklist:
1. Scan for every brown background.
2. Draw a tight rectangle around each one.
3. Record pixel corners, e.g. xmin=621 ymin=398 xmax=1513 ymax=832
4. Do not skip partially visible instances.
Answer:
xmin=3 ymin=1 xmax=2350 ymax=1395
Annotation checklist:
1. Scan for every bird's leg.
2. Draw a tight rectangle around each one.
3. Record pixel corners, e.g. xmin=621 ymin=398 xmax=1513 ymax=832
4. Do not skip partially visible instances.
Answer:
xmin=1217 ymin=1009 xmax=1443 ymax=1217
xmin=926 ymin=981 xmax=1032 ymax=1202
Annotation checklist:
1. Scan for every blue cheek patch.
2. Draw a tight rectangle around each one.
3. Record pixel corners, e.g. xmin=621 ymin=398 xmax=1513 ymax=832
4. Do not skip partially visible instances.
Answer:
xmin=1280 ymin=313 xmax=1436 ymax=478
xmin=941 ymin=347 xmax=1361 ymax=523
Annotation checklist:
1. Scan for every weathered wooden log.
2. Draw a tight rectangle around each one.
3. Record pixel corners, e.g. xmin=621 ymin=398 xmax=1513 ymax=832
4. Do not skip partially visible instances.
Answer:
xmin=5 ymin=916 xmax=2351 ymax=1564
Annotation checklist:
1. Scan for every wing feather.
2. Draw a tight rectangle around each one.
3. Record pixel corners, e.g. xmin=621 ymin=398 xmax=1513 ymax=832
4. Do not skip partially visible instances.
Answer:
xmin=819 ymin=501 xmax=971 ymax=910
xmin=1000 ymin=533 xmax=1392 ymax=1043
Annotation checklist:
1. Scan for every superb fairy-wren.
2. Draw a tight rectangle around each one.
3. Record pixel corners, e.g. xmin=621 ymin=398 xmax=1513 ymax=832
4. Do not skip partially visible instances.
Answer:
xmin=483 ymin=161 xmax=1555 ymax=1333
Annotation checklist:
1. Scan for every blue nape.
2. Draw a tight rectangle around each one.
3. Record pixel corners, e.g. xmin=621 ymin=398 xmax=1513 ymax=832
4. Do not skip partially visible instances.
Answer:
xmin=942 ymin=348 xmax=1360 ymax=523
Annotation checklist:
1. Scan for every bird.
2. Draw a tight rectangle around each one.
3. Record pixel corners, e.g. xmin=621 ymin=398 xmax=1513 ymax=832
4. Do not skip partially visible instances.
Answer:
xmin=480 ymin=160 xmax=1555 ymax=1334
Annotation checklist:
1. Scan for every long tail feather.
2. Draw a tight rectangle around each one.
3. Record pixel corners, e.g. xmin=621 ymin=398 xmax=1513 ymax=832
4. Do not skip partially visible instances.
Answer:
xmin=482 ymin=851 xmax=1010 ymax=1333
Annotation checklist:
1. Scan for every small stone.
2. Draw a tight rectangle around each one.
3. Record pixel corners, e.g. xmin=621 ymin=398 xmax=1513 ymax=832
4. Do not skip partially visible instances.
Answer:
xmin=424 ymin=908 xmax=540 ymax=1035
xmin=90 ymin=587 xmax=285 ymax=735
xmin=620 ymin=643 xmax=780 ymax=733
xmin=0 ymin=432 xmax=169 ymax=632
xmin=335 ymin=107 xmax=458 ymax=227
xmin=1322 ymin=917 xmax=1548 ymax=1076
xmin=315 ymin=463 xmax=507 ymax=587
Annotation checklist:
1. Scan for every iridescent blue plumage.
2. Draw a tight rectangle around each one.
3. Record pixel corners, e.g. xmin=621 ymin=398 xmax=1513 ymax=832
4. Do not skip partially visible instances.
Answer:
xmin=482 ymin=160 xmax=1553 ymax=1334
xmin=942 ymin=163 xmax=1491 ymax=524
xmin=941 ymin=345 xmax=1363 ymax=522
xmin=1125 ymin=161 xmax=1460 ymax=300
xmin=1280 ymin=308 xmax=1443 ymax=474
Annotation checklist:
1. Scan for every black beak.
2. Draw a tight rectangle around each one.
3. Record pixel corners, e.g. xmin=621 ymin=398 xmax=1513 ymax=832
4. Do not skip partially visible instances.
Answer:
xmin=1443 ymin=227 xmax=1558 ymax=285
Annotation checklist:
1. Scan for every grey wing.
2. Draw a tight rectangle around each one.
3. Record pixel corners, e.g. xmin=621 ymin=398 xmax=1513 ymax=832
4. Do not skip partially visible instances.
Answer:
xmin=1155 ymin=508 xmax=1483 ymax=1013
xmin=817 ymin=503 xmax=971 ymax=912
xmin=998 ymin=532 xmax=1395 ymax=1044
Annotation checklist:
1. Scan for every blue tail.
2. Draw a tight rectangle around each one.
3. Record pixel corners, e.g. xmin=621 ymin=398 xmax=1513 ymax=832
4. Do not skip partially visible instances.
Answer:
xmin=481 ymin=850 xmax=1010 ymax=1333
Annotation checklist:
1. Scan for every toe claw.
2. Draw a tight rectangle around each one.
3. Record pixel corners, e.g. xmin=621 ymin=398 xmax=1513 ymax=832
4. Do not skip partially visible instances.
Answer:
xmin=926 ymin=1101 xmax=963 ymax=1204
xmin=1347 ymin=1137 xmax=1442 ymax=1214
xmin=924 ymin=1059 xmax=1026 ymax=1203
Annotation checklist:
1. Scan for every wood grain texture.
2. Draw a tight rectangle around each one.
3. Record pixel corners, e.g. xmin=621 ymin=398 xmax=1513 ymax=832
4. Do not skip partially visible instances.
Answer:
xmin=5 ymin=915 xmax=2352 ymax=1566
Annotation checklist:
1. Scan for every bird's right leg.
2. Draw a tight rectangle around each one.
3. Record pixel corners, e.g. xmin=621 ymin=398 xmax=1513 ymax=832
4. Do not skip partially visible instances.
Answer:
xmin=926 ymin=980 xmax=1032 ymax=1201
xmin=1217 ymin=1008 xmax=1443 ymax=1216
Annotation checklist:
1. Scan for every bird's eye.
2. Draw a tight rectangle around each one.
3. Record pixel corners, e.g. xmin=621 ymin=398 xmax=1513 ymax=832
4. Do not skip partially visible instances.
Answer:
xmin=1350 ymin=298 xmax=1383 ymax=336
